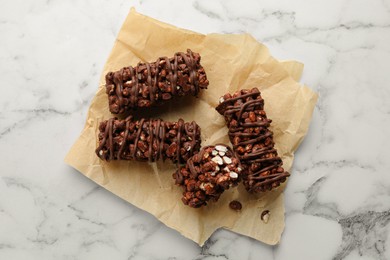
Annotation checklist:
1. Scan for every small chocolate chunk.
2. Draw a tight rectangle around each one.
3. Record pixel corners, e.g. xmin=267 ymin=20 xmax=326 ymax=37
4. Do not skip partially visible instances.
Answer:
xmin=229 ymin=200 xmax=242 ymax=211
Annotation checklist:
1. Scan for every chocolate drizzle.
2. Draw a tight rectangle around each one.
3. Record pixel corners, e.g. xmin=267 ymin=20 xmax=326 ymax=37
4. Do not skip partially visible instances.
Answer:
xmin=216 ymin=88 xmax=290 ymax=193
xmin=95 ymin=117 xmax=201 ymax=164
xmin=105 ymin=49 xmax=209 ymax=114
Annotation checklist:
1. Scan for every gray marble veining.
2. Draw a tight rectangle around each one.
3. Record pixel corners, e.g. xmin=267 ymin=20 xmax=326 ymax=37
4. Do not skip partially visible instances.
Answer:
xmin=1 ymin=0 xmax=389 ymax=259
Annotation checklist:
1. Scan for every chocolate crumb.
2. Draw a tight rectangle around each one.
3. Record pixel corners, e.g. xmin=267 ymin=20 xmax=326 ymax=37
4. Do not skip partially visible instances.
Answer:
xmin=229 ymin=200 xmax=242 ymax=211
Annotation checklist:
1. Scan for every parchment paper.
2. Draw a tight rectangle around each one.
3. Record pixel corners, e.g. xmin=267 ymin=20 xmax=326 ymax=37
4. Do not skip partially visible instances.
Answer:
xmin=65 ymin=8 xmax=317 ymax=246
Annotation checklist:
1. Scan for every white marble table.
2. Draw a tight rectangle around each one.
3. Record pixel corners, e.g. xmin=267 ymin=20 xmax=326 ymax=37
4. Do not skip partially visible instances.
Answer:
xmin=1 ymin=0 xmax=390 ymax=259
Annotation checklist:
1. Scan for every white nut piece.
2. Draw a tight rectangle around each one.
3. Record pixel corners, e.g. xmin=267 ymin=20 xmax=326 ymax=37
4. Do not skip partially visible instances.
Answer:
xmin=217 ymin=175 xmax=228 ymax=183
xmin=211 ymin=155 xmax=223 ymax=165
xmin=200 ymin=182 xmax=214 ymax=190
xmin=223 ymin=166 xmax=230 ymax=172
xmin=215 ymin=145 xmax=227 ymax=152
xmin=99 ymin=150 xmax=104 ymax=156
xmin=219 ymin=151 xmax=225 ymax=156
xmin=262 ymin=211 xmax=270 ymax=224
xmin=237 ymin=167 xmax=242 ymax=172
xmin=219 ymin=96 xmax=224 ymax=103
xmin=211 ymin=150 xmax=218 ymax=156
xmin=229 ymin=172 xmax=238 ymax=179
xmin=211 ymin=165 xmax=220 ymax=176
xmin=223 ymin=156 xmax=232 ymax=164
xmin=203 ymin=152 xmax=209 ymax=159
